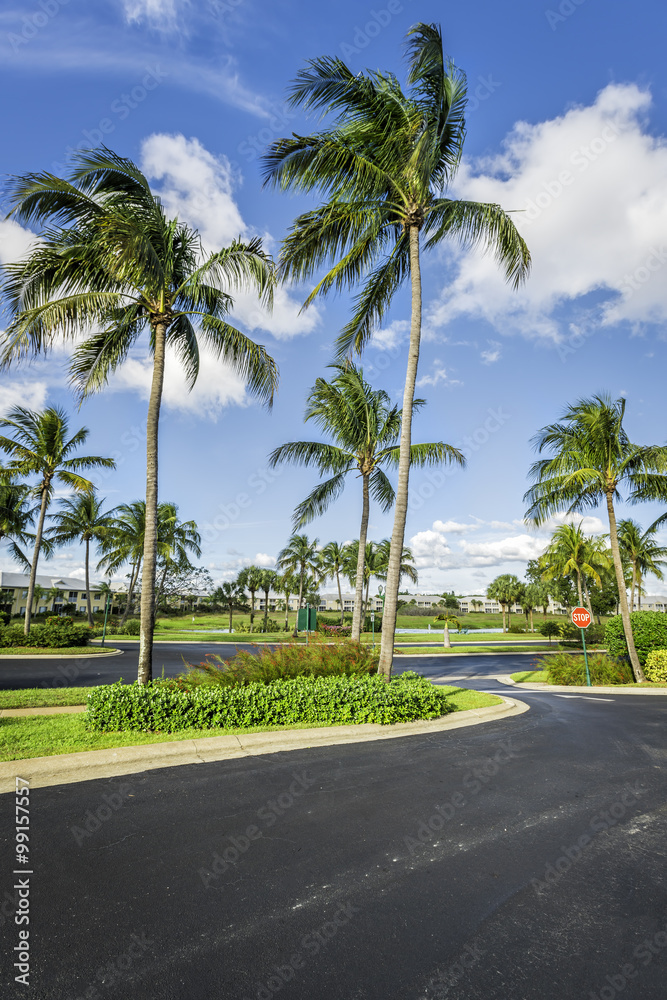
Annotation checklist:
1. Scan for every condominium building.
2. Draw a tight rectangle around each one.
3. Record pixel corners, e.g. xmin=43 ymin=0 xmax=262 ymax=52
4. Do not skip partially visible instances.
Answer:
xmin=0 ymin=571 xmax=118 ymax=617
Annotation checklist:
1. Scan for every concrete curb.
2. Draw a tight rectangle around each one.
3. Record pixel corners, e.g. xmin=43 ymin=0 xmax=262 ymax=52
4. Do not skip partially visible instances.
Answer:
xmin=0 ymin=705 xmax=86 ymax=718
xmin=0 ymin=648 xmax=121 ymax=660
xmin=0 ymin=696 xmax=529 ymax=791
xmin=496 ymin=675 xmax=667 ymax=695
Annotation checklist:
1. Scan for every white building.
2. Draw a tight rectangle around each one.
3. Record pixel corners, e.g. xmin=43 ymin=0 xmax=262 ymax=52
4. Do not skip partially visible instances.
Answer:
xmin=0 ymin=571 xmax=118 ymax=617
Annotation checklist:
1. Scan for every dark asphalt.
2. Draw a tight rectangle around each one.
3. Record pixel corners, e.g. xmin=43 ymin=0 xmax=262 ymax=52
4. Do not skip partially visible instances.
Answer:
xmin=1 ymin=653 xmax=666 ymax=999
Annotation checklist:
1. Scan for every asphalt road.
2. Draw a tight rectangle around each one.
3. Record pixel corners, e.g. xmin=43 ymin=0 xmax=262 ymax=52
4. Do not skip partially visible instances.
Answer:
xmin=1 ymin=654 xmax=666 ymax=999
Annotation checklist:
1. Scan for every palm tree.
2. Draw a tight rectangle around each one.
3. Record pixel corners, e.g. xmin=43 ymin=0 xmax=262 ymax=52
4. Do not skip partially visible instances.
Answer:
xmin=319 ymin=541 xmax=346 ymax=624
xmin=0 ymin=406 xmax=115 ymax=634
xmin=470 ymin=599 xmax=483 ymax=613
xmin=263 ymin=22 xmax=530 ymax=679
xmin=487 ymin=574 xmax=522 ymax=633
xmin=0 ymin=477 xmax=35 ymax=570
xmin=31 ymin=583 xmax=47 ymax=615
xmin=97 ymin=501 xmax=147 ymax=626
xmin=276 ymin=535 xmax=320 ymax=627
xmin=540 ymin=522 xmax=604 ymax=613
xmin=47 ymin=492 xmax=117 ymax=625
xmin=270 ymin=364 xmax=458 ymax=640
xmin=153 ymin=503 xmax=201 ymax=611
xmin=259 ymin=568 xmax=279 ymax=631
xmin=522 ymin=583 xmax=544 ymax=632
xmin=375 ymin=539 xmax=419 ymax=588
xmin=433 ymin=612 xmax=459 ymax=648
xmin=524 ymin=394 xmax=667 ymax=683
xmin=1 ymin=147 xmax=277 ymax=684
xmin=237 ymin=565 xmax=264 ymax=625
xmin=618 ymin=520 xmax=667 ymax=611
xmin=275 ymin=572 xmax=299 ymax=631
xmin=212 ymin=581 xmax=248 ymax=633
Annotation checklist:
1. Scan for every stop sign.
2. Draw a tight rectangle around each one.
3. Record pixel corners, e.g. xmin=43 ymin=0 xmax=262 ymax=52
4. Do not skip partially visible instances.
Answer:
xmin=572 ymin=607 xmax=591 ymax=628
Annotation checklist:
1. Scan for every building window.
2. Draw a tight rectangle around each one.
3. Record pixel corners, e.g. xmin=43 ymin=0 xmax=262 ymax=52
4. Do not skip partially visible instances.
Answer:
xmin=69 ymin=591 xmax=77 ymax=599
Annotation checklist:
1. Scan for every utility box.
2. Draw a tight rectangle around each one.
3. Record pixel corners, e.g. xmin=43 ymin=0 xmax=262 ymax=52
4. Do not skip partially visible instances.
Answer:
xmin=297 ymin=607 xmax=317 ymax=631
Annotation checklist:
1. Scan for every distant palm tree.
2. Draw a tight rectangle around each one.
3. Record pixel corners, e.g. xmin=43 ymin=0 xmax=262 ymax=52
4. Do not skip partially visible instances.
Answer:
xmin=433 ymin=612 xmax=459 ymax=648
xmin=270 ymin=364 xmax=458 ymax=639
xmin=153 ymin=503 xmax=201 ymax=610
xmin=319 ymin=542 xmax=346 ymax=624
xmin=375 ymin=539 xmax=418 ymax=588
xmin=237 ymin=565 xmax=264 ymax=625
xmin=259 ymin=568 xmax=278 ymax=631
xmin=524 ymin=394 xmax=667 ymax=682
xmin=98 ymin=501 xmax=147 ymax=626
xmin=1 ymin=146 xmax=277 ymax=683
xmin=618 ymin=519 xmax=667 ymax=611
xmin=0 ymin=407 xmax=115 ymax=634
xmin=263 ymin=21 xmax=530 ymax=679
xmin=0 ymin=475 xmax=35 ymax=570
xmin=212 ymin=581 xmax=248 ymax=633
xmin=470 ymin=599 xmax=483 ymax=613
xmin=540 ymin=522 xmax=604 ymax=612
xmin=275 ymin=572 xmax=299 ymax=632
xmin=276 ymin=535 xmax=320 ymax=627
xmin=48 ymin=492 xmax=117 ymax=625
xmin=522 ymin=583 xmax=544 ymax=632
xmin=487 ymin=574 xmax=522 ymax=633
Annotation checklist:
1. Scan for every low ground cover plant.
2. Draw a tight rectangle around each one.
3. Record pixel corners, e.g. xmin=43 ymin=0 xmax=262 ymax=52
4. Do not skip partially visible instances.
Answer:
xmin=86 ymin=671 xmax=452 ymax=732
xmin=0 ymin=616 xmax=94 ymax=648
xmin=605 ymin=611 xmax=667 ymax=664
xmin=170 ymin=639 xmax=377 ymax=690
xmin=645 ymin=649 xmax=667 ymax=682
xmin=533 ymin=651 xmax=633 ymax=685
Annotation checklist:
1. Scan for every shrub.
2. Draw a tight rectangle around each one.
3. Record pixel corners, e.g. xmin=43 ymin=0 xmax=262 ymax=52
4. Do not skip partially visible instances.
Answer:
xmin=234 ymin=618 xmax=280 ymax=634
xmin=533 ymin=651 xmax=634 ymax=685
xmin=122 ymin=619 xmax=141 ymax=635
xmin=320 ymin=623 xmax=352 ymax=638
xmin=86 ymin=671 xmax=453 ymax=732
xmin=0 ymin=616 xmax=93 ymax=648
xmin=605 ymin=611 xmax=667 ymax=665
xmin=558 ymin=622 xmax=605 ymax=648
xmin=645 ymin=649 xmax=667 ymax=682
xmin=363 ymin=615 xmax=382 ymax=633
xmin=538 ymin=621 xmax=562 ymax=643
xmin=507 ymin=624 xmax=525 ymax=634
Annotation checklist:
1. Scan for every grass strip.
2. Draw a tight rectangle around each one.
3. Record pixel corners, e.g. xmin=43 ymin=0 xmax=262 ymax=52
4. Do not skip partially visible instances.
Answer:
xmin=0 ymin=646 xmax=112 ymax=656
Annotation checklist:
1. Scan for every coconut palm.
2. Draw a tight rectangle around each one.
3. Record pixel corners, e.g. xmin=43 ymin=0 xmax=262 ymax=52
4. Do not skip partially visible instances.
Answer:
xmin=259 ymin=568 xmax=279 ymax=631
xmin=0 ymin=406 xmax=115 ymax=634
xmin=540 ymin=522 xmax=604 ymax=613
xmin=487 ymin=574 xmax=522 ymax=633
xmin=263 ymin=22 xmax=530 ymax=679
xmin=276 ymin=535 xmax=320 ymax=627
xmin=375 ymin=539 xmax=418 ymax=588
xmin=275 ymin=572 xmax=299 ymax=631
xmin=433 ymin=612 xmax=459 ymax=648
xmin=469 ymin=599 xmax=483 ymax=613
xmin=269 ymin=363 xmax=459 ymax=640
xmin=522 ymin=583 xmax=544 ymax=632
xmin=0 ymin=477 xmax=35 ymax=570
xmin=618 ymin=520 xmax=667 ymax=610
xmin=212 ymin=581 xmax=248 ymax=633
xmin=319 ymin=541 xmax=346 ymax=624
xmin=47 ymin=492 xmax=117 ymax=625
xmin=237 ymin=565 xmax=264 ymax=625
xmin=153 ymin=503 xmax=201 ymax=610
xmin=524 ymin=394 xmax=667 ymax=683
xmin=1 ymin=147 xmax=277 ymax=683
xmin=97 ymin=501 xmax=147 ymax=626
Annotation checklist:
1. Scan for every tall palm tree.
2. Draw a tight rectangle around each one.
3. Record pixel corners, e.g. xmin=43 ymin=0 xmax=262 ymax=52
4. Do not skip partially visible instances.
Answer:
xmin=375 ymin=539 xmax=418 ymax=588
xmin=275 ymin=572 xmax=299 ymax=631
xmin=487 ymin=574 xmax=522 ymax=633
xmin=319 ymin=541 xmax=346 ymax=624
xmin=237 ymin=565 xmax=264 ymax=625
xmin=540 ymin=522 xmax=604 ymax=613
xmin=212 ymin=581 xmax=248 ymax=633
xmin=263 ymin=22 xmax=530 ymax=679
xmin=0 ymin=477 xmax=35 ymax=570
xmin=524 ymin=394 xmax=667 ymax=683
xmin=618 ymin=520 xmax=667 ymax=611
xmin=276 ymin=535 xmax=320 ymax=628
xmin=0 ymin=406 xmax=115 ymax=634
xmin=270 ymin=363 xmax=459 ymax=639
xmin=259 ymin=568 xmax=279 ymax=631
xmin=47 ymin=492 xmax=117 ymax=625
xmin=1 ymin=147 xmax=277 ymax=684
xmin=97 ymin=500 xmax=147 ymax=626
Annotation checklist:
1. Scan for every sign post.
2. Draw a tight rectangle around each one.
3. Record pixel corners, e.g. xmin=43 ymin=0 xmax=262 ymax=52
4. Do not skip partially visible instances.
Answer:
xmin=371 ymin=611 xmax=375 ymax=649
xmin=571 ymin=607 xmax=592 ymax=686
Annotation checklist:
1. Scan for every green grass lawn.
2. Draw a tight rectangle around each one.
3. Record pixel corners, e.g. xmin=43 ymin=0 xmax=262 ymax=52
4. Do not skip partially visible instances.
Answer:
xmin=0 ymin=646 xmax=114 ymax=656
xmin=0 ymin=688 xmax=94 ymax=709
xmin=394 ymin=645 xmax=550 ymax=655
xmin=510 ymin=670 xmax=550 ymax=683
xmin=0 ymin=686 xmax=502 ymax=761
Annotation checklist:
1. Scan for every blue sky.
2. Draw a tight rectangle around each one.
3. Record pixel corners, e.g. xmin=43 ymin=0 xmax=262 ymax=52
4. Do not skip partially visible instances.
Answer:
xmin=1 ymin=0 xmax=667 ymax=594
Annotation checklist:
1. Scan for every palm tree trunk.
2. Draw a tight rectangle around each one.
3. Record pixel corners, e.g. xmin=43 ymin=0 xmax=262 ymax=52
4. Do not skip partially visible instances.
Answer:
xmin=85 ymin=537 xmax=93 ymax=627
xmin=583 ymin=578 xmax=593 ymax=616
xmin=443 ymin=623 xmax=451 ymax=648
xmin=637 ymin=570 xmax=642 ymax=610
xmin=378 ymin=225 xmax=422 ymax=679
xmin=351 ymin=474 xmax=370 ymax=642
xmin=228 ymin=603 xmax=233 ymax=632
xmin=263 ymin=589 xmax=269 ymax=632
xmin=336 ymin=568 xmax=344 ymax=625
xmin=606 ymin=492 xmax=645 ymax=682
xmin=576 ymin=570 xmax=584 ymax=608
xmin=249 ymin=589 xmax=256 ymax=625
xmin=120 ymin=560 xmax=139 ymax=627
xmin=24 ymin=484 xmax=49 ymax=635
xmin=630 ymin=565 xmax=636 ymax=612
xmin=284 ymin=591 xmax=291 ymax=631
xmin=501 ymin=605 xmax=507 ymax=633
xmin=138 ymin=320 xmax=167 ymax=684
xmin=507 ymin=604 xmax=512 ymax=630
xmin=530 ymin=608 xmax=534 ymax=632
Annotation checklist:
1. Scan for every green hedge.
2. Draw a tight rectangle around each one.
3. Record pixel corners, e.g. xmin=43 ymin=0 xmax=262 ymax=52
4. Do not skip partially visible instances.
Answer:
xmin=0 ymin=616 xmax=94 ymax=648
xmin=86 ymin=672 xmax=453 ymax=732
xmin=645 ymin=649 xmax=667 ymax=682
xmin=536 ymin=651 xmax=634 ymax=685
xmin=605 ymin=611 xmax=667 ymax=665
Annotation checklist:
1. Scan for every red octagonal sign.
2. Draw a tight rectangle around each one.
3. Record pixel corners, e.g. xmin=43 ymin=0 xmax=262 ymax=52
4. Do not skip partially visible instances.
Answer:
xmin=572 ymin=607 xmax=591 ymax=628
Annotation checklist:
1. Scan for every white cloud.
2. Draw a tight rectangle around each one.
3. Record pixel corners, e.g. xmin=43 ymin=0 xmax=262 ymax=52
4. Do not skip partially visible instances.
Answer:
xmin=427 ymin=83 xmax=667 ymax=342
xmin=121 ymin=0 xmax=183 ymax=28
xmin=432 ymin=519 xmax=477 ymax=534
xmin=140 ymin=133 xmax=320 ymax=341
xmin=254 ymin=553 xmax=276 ymax=568
xmin=0 ymin=379 xmax=48 ymax=414
xmin=459 ymin=534 xmax=548 ymax=566
xmin=0 ymin=218 xmax=37 ymax=266
xmin=534 ymin=513 xmax=607 ymax=535
xmin=480 ymin=341 xmax=502 ymax=364
xmin=409 ymin=527 xmax=454 ymax=569
xmin=370 ymin=320 xmax=410 ymax=352
xmin=416 ymin=361 xmax=462 ymax=389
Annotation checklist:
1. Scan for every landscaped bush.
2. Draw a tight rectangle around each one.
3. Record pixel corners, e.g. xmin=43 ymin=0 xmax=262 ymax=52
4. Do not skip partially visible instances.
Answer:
xmin=172 ymin=640 xmax=378 ymax=690
xmin=319 ymin=623 xmax=352 ymax=638
xmin=605 ymin=611 xmax=667 ymax=664
xmin=558 ymin=621 xmax=605 ymax=648
xmin=234 ymin=618 xmax=280 ymax=634
xmin=363 ymin=615 xmax=382 ymax=633
xmin=534 ymin=651 xmax=633 ymax=685
xmin=121 ymin=618 xmax=141 ymax=635
xmin=507 ymin=624 xmax=525 ymax=634
xmin=0 ymin=616 xmax=94 ymax=648
xmin=644 ymin=649 xmax=667 ymax=682
xmin=86 ymin=671 xmax=453 ymax=732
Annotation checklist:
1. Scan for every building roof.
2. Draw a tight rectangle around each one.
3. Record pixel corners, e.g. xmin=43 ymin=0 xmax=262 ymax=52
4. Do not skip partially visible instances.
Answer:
xmin=0 ymin=571 xmax=107 ymax=591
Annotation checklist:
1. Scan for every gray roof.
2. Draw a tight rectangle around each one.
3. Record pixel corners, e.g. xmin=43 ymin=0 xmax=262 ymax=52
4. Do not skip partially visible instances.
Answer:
xmin=0 ymin=571 xmax=105 ymax=591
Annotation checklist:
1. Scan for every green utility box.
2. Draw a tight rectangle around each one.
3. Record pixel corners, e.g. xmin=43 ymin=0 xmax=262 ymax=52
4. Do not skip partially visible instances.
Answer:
xmin=297 ymin=607 xmax=317 ymax=631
